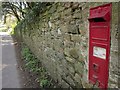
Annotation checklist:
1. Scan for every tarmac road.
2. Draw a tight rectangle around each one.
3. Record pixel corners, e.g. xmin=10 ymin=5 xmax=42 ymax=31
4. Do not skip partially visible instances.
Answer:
xmin=1 ymin=32 xmax=22 ymax=88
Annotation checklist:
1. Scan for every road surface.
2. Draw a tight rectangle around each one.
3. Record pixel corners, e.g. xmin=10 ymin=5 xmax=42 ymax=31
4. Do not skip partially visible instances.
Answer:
xmin=0 ymin=32 xmax=22 ymax=88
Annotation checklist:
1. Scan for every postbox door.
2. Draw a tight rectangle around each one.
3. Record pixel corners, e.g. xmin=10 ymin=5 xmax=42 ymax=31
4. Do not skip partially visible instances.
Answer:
xmin=88 ymin=3 xmax=112 ymax=88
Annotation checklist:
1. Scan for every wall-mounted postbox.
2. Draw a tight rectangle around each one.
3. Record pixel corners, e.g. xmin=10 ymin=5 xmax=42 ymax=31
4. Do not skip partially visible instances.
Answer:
xmin=88 ymin=3 xmax=112 ymax=88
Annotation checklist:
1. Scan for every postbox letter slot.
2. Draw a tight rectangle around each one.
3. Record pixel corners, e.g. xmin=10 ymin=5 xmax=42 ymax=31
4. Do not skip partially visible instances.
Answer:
xmin=93 ymin=63 xmax=99 ymax=72
xmin=89 ymin=17 xmax=106 ymax=22
xmin=93 ymin=18 xmax=105 ymax=22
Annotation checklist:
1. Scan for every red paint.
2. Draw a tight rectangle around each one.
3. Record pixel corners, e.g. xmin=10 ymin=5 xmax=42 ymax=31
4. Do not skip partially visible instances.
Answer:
xmin=88 ymin=3 xmax=112 ymax=88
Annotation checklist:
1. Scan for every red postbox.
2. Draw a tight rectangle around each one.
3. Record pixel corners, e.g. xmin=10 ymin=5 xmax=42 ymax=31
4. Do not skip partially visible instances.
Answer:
xmin=88 ymin=3 xmax=112 ymax=88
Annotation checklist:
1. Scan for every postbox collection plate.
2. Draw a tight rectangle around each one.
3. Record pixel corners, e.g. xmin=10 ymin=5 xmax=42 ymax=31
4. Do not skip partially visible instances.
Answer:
xmin=88 ymin=3 xmax=112 ymax=88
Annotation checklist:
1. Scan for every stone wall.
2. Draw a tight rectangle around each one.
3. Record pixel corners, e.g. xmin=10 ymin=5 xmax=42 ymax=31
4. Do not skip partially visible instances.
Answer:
xmin=108 ymin=2 xmax=119 ymax=88
xmin=15 ymin=2 xmax=119 ymax=88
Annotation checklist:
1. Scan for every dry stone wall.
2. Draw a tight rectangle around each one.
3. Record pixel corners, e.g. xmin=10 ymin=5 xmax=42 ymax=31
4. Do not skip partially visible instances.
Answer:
xmin=15 ymin=2 xmax=119 ymax=88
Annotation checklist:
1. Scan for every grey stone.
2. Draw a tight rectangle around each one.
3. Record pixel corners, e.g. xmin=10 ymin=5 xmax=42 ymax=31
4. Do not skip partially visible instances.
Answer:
xmin=63 ymin=40 xmax=74 ymax=48
xmin=66 ymin=76 xmax=75 ymax=86
xmin=56 ymin=65 xmax=63 ymax=76
xmin=79 ymin=27 xmax=86 ymax=36
xmin=74 ymin=62 xmax=84 ymax=75
xmin=57 ymin=6 xmax=65 ymax=12
xmin=60 ymin=24 xmax=68 ymax=33
xmin=65 ymin=57 xmax=75 ymax=63
xmin=53 ymin=39 xmax=63 ymax=51
xmin=64 ymin=48 xmax=70 ymax=56
xmin=68 ymin=25 xmax=79 ymax=34
xmin=61 ymin=80 xmax=70 ymax=88
xmin=74 ymin=73 xmax=82 ymax=84
xmin=69 ymin=48 xmax=79 ymax=59
xmin=48 ymin=21 xmax=52 ymax=28
xmin=57 ymin=28 xmax=62 ymax=34
xmin=78 ymin=53 xmax=84 ymax=62
xmin=48 ymin=4 xmax=57 ymax=14
xmin=72 ymin=13 xmax=82 ymax=19
xmin=56 ymin=52 xmax=64 ymax=60
xmin=63 ymin=34 xmax=70 ymax=41
xmin=61 ymin=8 xmax=72 ymax=17
xmin=50 ymin=30 xmax=57 ymax=36
xmin=64 ymin=2 xmax=72 ymax=9
xmin=70 ymin=34 xmax=81 ymax=42
xmin=72 ymin=2 xmax=79 ymax=9
xmin=68 ymin=66 xmax=75 ymax=75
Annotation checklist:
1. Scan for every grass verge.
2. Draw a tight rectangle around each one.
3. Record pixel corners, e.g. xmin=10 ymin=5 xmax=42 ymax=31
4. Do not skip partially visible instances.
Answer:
xmin=21 ymin=44 xmax=58 ymax=88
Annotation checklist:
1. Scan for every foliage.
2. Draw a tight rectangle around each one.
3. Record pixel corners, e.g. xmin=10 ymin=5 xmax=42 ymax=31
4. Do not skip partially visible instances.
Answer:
xmin=2 ymin=2 xmax=51 ymax=24
xmin=40 ymin=79 xmax=50 ymax=87
xmin=2 ymin=2 xmax=23 ymax=22
xmin=21 ymin=46 xmax=40 ymax=72
xmin=2 ymin=2 xmax=34 ymax=23
xmin=8 ymin=18 xmax=17 ymax=35
xmin=21 ymin=44 xmax=51 ymax=87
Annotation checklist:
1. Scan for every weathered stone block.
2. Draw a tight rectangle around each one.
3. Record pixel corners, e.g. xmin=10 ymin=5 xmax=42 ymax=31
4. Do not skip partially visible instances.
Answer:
xmin=57 ymin=6 xmax=65 ymax=12
xmin=67 ymin=25 xmax=79 ymax=34
xmin=56 ymin=52 xmax=64 ymax=60
xmin=64 ymin=48 xmax=70 ymax=56
xmin=74 ymin=73 xmax=81 ymax=84
xmin=72 ymin=13 xmax=82 ymax=19
xmin=64 ymin=2 xmax=72 ymax=9
xmin=45 ymin=47 xmax=55 ymax=57
xmin=56 ymin=65 xmax=63 ymax=76
xmin=66 ymin=76 xmax=75 ymax=86
xmin=60 ymin=23 xmax=68 ymax=33
xmin=68 ymin=65 xmax=75 ymax=75
xmin=75 ymin=62 xmax=84 ymax=75
xmin=60 ymin=59 xmax=70 ymax=75
xmin=50 ymin=30 xmax=57 ymax=36
xmin=70 ymin=34 xmax=81 ymax=42
xmin=54 ymin=38 xmax=63 ymax=45
xmin=79 ymin=28 xmax=86 ymax=36
xmin=63 ymin=34 xmax=70 ymax=41
xmin=82 ymin=81 xmax=93 ymax=88
xmin=72 ymin=2 xmax=79 ymax=9
xmin=69 ymin=48 xmax=79 ymax=59
xmin=64 ymin=15 xmax=73 ymax=22
xmin=48 ymin=4 xmax=57 ymax=14
xmin=61 ymin=8 xmax=72 ymax=17
xmin=65 ymin=57 xmax=75 ymax=63
xmin=77 ymin=51 xmax=84 ymax=62
xmin=52 ymin=12 xmax=61 ymax=20
xmin=61 ymin=80 xmax=70 ymax=88
xmin=63 ymin=40 xmax=74 ymax=48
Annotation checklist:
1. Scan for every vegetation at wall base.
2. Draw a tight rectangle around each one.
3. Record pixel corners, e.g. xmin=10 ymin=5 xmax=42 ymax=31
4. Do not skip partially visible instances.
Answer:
xmin=21 ymin=43 xmax=59 ymax=88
